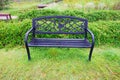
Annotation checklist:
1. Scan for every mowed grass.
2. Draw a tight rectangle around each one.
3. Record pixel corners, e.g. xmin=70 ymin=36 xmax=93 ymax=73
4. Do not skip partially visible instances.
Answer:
xmin=0 ymin=46 xmax=120 ymax=80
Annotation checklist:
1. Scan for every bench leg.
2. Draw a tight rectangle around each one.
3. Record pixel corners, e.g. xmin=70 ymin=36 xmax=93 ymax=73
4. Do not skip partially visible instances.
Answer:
xmin=25 ymin=44 xmax=31 ymax=60
xmin=9 ymin=14 xmax=12 ymax=19
xmin=89 ymin=46 xmax=94 ymax=61
xmin=6 ymin=16 xmax=9 ymax=20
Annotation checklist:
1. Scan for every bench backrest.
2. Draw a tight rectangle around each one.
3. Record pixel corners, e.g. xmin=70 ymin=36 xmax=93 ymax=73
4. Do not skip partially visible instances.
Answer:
xmin=32 ymin=16 xmax=88 ymax=35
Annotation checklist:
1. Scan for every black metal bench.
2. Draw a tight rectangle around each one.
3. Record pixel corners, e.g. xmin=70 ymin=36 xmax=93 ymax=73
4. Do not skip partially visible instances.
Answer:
xmin=25 ymin=16 xmax=95 ymax=61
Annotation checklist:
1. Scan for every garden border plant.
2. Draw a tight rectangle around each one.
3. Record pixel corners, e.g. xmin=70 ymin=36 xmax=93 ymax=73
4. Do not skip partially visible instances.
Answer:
xmin=0 ymin=9 xmax=120 ymax=48
xmin=19 ymin=9 xmax=120 ymax=22
xmin=0 ymin=19 xmax=120 ymax=48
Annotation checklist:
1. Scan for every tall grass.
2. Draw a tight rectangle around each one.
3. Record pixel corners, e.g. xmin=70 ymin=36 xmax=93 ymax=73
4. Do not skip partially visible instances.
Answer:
xmin=46 ymin=0 xmax=120 ymax=11
xmin=0 ymin=46 xmax=120 ymax=80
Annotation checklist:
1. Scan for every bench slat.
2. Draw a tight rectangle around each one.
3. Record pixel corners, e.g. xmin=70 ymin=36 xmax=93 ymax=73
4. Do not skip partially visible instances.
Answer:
xmin=35 ymin=31 xmax=85 ymax=34
xmin=28 ymin=38 xmax=91 ymax=48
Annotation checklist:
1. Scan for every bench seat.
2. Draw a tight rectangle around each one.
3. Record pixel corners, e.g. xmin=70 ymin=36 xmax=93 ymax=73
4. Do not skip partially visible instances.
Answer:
xmin=28 ymin=38 xmax=91 ymax=48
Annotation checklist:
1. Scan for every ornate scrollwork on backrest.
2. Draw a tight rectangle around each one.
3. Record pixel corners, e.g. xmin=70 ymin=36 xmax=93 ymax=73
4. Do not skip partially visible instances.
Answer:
xmin=33 ymin=16 xmax=87 ymax=34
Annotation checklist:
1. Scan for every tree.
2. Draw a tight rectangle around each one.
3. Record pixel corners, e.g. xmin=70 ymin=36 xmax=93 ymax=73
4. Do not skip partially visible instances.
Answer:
xmin=0 ymin=0 xmax=10 ymax=10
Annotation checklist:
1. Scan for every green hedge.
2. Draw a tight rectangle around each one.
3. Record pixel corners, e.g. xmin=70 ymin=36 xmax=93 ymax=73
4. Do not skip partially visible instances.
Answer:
xmin=0 ymin=20 xmax=31 ymax=48
xmin=19 ymin=9 xmax=120 ymax=22
xmin=0 ymin=20 xmax=120 ymax=48
xmin=89 ymin=21 xmax=120 ymax=46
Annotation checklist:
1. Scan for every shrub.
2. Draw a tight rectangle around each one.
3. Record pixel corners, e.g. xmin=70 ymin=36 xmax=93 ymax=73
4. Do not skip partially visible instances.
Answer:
xmin=89 ymin=21 xmax=120 ymax=45
xmin=0 ymin=20 xmax=120 ymax=48
xmin=85 ymin=10 xmax=120 ymax=21
xmin=18 ymin=9 xmax=61 ymax=20
xmin=0 ymin=0 xmax=10 ymax=10
xmin=19 ymin=9 xmax=120 ymax=22
xmin=0 ymin=19 xmax=31 ymax=48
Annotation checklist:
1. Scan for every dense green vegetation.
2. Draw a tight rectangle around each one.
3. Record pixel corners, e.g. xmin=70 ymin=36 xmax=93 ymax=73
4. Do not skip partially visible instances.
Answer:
xmin=0 ymin=19 xmax=120 ymax=48
xmin=0 ymin=19 xmax=31 ymax=48
xmin=1 ymin=9 xmax=120 ymax=48
xmin=19 ymin=9 xmax=120 ymax=22
xmin=0 ymin=0 xmax=10 ymax=10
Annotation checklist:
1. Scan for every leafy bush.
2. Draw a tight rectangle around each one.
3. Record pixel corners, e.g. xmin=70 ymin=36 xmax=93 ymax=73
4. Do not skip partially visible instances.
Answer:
xmin=89 ymin=21 xmax=120 ymax=45
xmin=0 ymin=0 xmax=10 ymax=10
xmin=0 ymin=20 xmax=120 ymax=48
xmin=19 ymin=9 xmax=120 ymax=22
xmin=85 ymin=11 xmax=120 ymax=21
xmin=19 ymin=9 xmax=61 ymax=20
xmin=0 ymin=19 xmax=31 ymax=48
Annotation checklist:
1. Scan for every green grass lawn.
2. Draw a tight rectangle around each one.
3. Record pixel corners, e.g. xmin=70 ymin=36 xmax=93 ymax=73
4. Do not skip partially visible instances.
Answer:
xmin=0 ymin=1 xmax=39 ymax=15
xmin=0 ymin=1 xmax=120 ymax=80
xmin=0 ymin=46 xmax=120 ymax=80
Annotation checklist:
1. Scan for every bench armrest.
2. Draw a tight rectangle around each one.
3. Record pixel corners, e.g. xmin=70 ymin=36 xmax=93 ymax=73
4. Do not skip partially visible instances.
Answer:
xmin=24 ymin=28 xmax=33 ymax=44
xmin=87 ymin=29 xmax=95 ymax=46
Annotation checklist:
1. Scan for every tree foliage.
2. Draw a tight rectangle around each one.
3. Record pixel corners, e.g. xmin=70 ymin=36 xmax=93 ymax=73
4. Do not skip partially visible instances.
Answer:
xmin=0 ymin=0 xmax=10 ymax=10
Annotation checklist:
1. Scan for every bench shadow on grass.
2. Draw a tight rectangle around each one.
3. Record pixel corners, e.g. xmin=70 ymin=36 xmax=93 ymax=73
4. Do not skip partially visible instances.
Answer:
xmin=29 ymin=47 xmax=90 ymax=62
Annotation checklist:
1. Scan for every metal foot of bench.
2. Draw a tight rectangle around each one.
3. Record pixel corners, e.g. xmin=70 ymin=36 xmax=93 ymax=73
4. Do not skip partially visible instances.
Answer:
xmin=89 ymin=46 xmax=94 ymax=61
xmin=25 ymin=44 xmax=31 ymax=60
